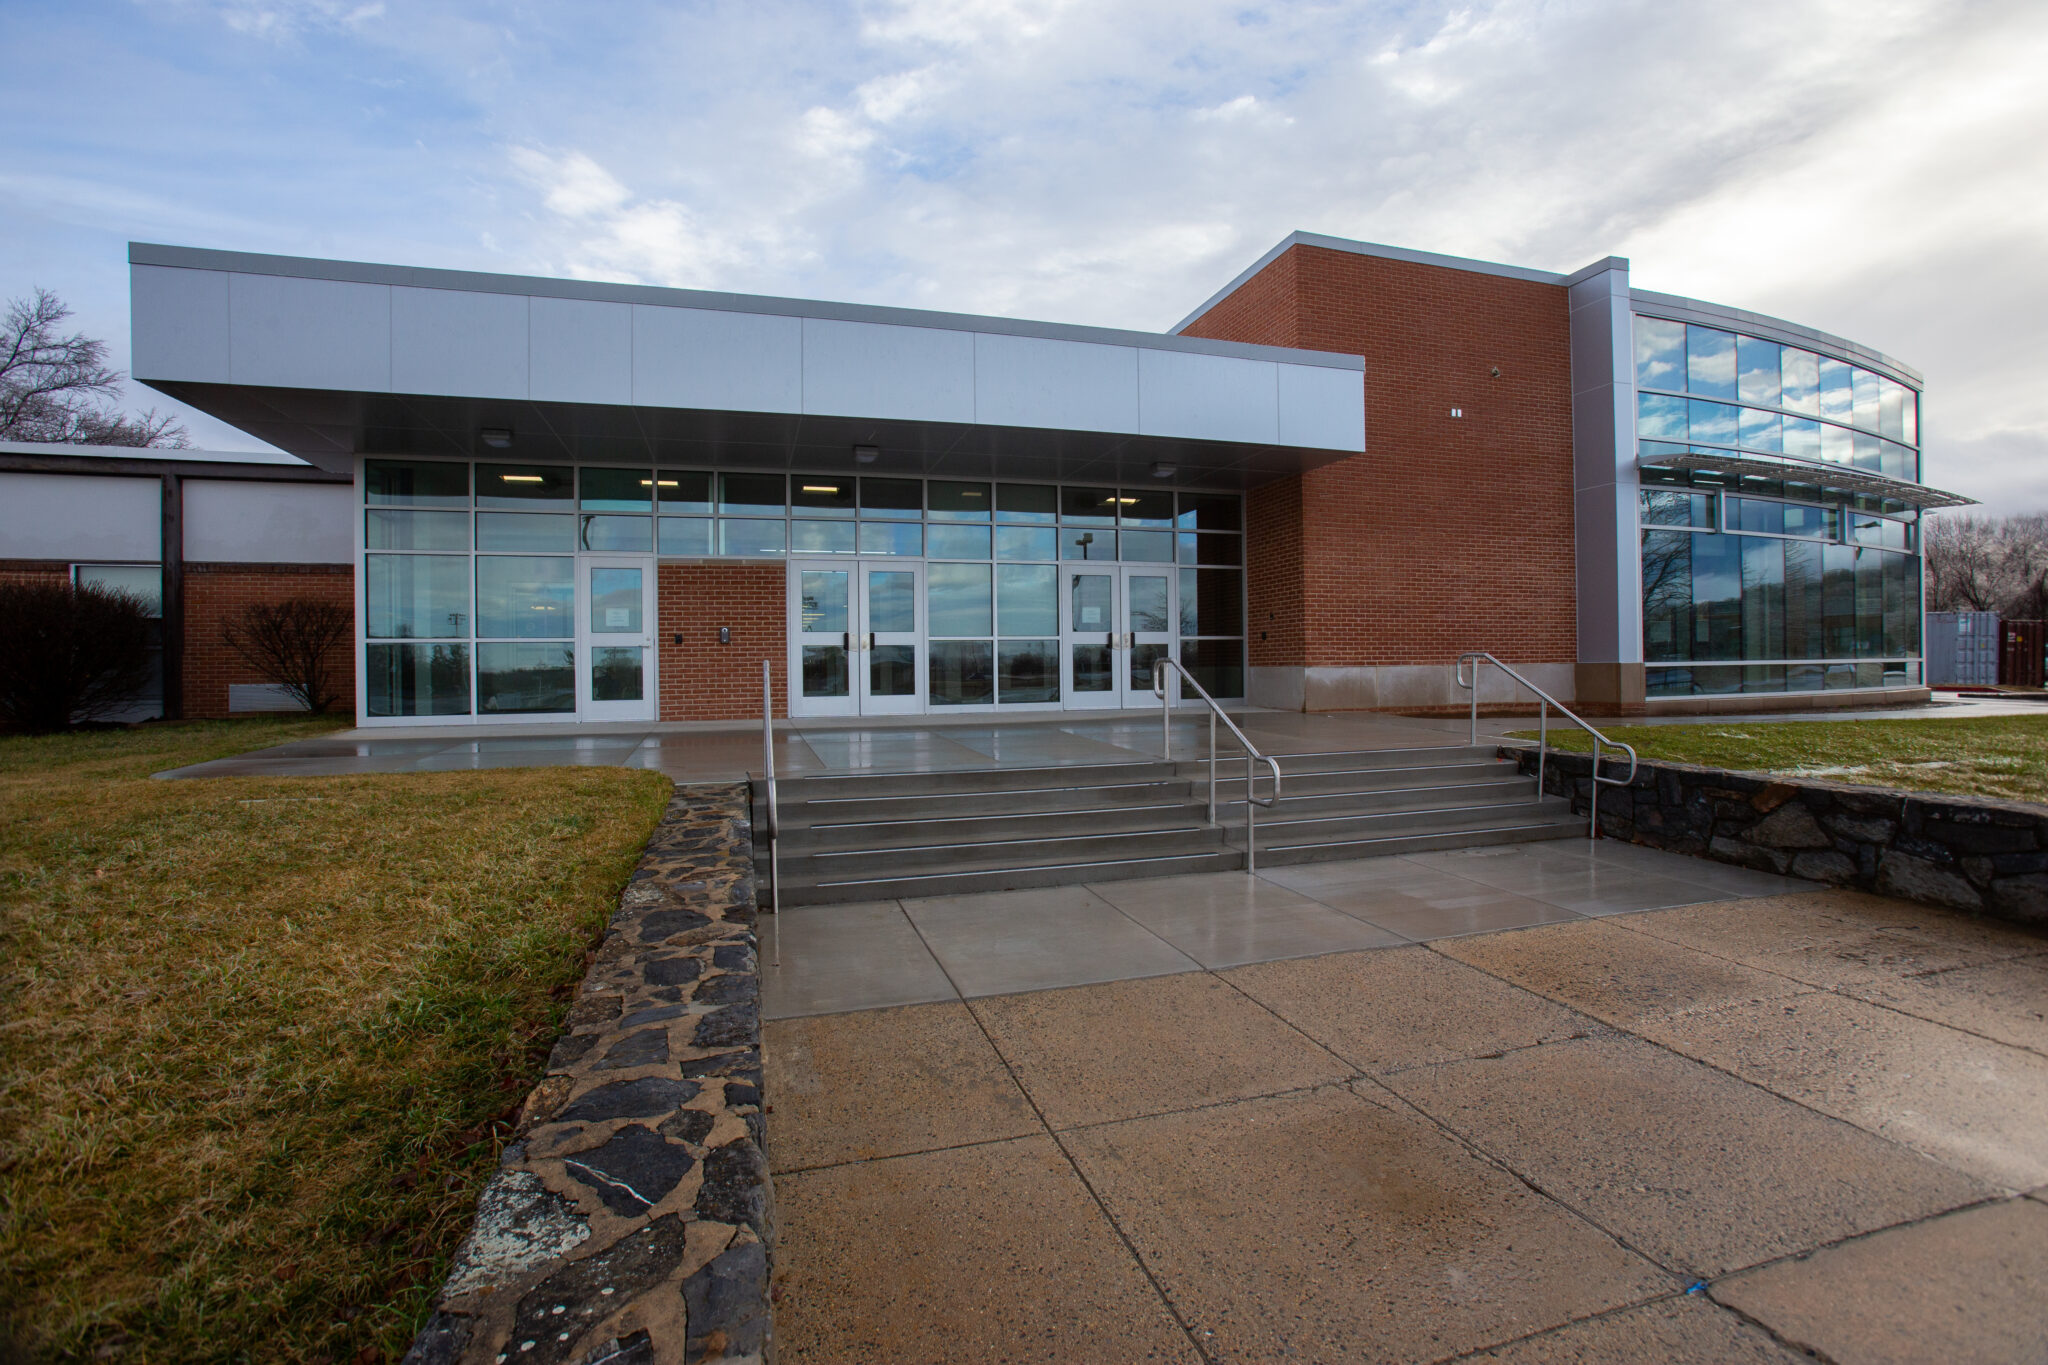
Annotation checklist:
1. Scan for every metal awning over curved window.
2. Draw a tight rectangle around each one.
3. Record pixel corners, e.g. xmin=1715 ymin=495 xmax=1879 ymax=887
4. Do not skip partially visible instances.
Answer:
xmin=1640 ymin=449 xmax=1976 ymax=510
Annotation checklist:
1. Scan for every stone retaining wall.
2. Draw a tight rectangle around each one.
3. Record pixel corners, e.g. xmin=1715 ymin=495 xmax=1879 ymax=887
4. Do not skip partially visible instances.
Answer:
xmin=405 ymin=782 xmax=772 ymax=1365
xmin=1508 ymin=747 xmax=2048 ymax=925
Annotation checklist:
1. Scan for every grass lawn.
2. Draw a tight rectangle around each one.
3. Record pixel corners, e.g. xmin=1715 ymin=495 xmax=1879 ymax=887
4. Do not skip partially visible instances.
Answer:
xmin=1509 ymin=713 xmax=2048 ymax=805
xmin=0 ymin=719 xmax=672 ymax=1362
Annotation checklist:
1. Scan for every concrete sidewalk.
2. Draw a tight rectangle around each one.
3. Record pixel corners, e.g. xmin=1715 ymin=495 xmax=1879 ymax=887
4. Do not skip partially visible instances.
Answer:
xmin=763 ymin=886 xmax=2048 ymax=1363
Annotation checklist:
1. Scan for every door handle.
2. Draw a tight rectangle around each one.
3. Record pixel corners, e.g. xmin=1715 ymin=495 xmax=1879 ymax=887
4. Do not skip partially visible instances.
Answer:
xmin=842 ymin=631 xmax=851 ymax=651
xmin=868 ymin=632 xmax=876 ymax=650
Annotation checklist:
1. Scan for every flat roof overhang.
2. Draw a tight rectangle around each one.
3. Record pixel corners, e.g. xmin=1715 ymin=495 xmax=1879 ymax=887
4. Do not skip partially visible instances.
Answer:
xmin=1643 ymin=449 xmax=1977 ymax=511
xmin=130 ymin=244 xmax=1366 ymax=487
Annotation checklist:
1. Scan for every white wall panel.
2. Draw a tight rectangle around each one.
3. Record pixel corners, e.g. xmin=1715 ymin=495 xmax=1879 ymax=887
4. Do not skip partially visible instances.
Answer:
xmin=391 ymin=287 xmax=529 ymax=400
xmin=633 ymin=306 xmax=801 ymax=413
xmin=228 ymin=273 xmax=391 ymax=392
xmin=0 ymin=473 xmax=160 ymax=560
xmin=973 ymin=333 xmax=1138 ymax=433
xmin=184 ymin=481 xmax=353 ymax=564
xmin=130 ymin=266 xmax=230 ymax=383
xmin=1276 ymin=364 xmax=1364 ymax=451
xmin=803 ymin=319 xmax=975 ymax=423
xmin=530 ymin=296 xmax=633 ymax=405
xmin=1138 ymin=350 xmax=1278 ymax=445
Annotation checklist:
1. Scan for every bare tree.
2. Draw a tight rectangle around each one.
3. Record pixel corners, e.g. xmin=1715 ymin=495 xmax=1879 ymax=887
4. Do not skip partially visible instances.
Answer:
xmin=1924 ymin=511 xmax=2048 ymax=616
xmin=0 ymin=289 xmax=189 ymax=447
xmin=224 ymin=599 xmax=352 ymax=714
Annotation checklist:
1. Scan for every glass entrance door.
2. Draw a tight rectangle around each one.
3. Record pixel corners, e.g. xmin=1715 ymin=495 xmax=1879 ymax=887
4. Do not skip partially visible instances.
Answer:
xmin=1063 ymin=566 xmax=1119 ymax=710
xmin=789 ymin=560 xmax=926 ymax=717
xmin=1062 ymin=566 xmax=1175 ymax=709
xmin=1123 ymin=568 xmax=1175 ymax=706
xmin=859 ymin=562 xmax=923 ymax=714
xmin=792 ymin=562 xmax=856 ymax=718
xmin=579 ymin=558 xmax=655 ymax=721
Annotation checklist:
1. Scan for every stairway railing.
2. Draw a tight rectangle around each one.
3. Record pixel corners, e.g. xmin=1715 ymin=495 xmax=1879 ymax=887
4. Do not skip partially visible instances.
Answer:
xmin=1454 ymin=651 xmax=1637 ymax=838
xmin=760 ymin=659 xmax=781 ymax=965
xmin=1152 ymin=658 xmax=1282 ymax=873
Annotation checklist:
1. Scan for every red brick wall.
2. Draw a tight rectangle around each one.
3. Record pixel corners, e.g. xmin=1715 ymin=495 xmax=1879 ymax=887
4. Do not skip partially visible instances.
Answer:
xmin=0 ymin=560 xmax=72 ymax=589
xmin=184 ymin=563 xmax=355 ymax=719
xmin=1184 ymin=244 xmax=1578 ymax=671
xmin=658 ymin=564 xmax=787 ymax=721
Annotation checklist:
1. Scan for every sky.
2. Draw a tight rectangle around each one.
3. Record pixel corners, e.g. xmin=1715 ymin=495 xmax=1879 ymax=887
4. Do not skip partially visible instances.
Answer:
xmin=4 ymin=0 xmax=2045 ymax=511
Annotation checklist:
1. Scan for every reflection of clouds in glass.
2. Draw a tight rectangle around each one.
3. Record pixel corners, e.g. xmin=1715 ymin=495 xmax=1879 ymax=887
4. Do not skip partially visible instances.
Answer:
xmin=1686 ymin=327 xmax=1737 ymax=400
xmin=1635 ymin=317 xmax=1685 ymax=392
xmin=1853 ymin=369 xmax=1882 ymax=432
xmin=1819 ymin=358 xmax=1854 ymax=421
xmin=1784 ymin=417 xmax=1822 ymax=458
xmin=1689 ymin=398 xmax=1739 ymax=444
xmin=1638 ymin=393 xmax=1687 ymax=439
xmin=1782 ymin=349 xmax=1821 ymax=415
xmin=1820 ymin=422 xmax=1854 ymax=464
xmin=1739 ymin=406 xmax=1782 ymax=452
xmin=1737 ymin=336 xmax=1782 ymax=407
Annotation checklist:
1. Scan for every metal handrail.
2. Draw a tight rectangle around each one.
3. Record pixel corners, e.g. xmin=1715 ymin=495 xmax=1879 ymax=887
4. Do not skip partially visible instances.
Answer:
xmin=1152 ymin=658 xmax=1282 ymax=873
xmin=760 ymin=659 xmax=781 ymax=966
xmin=1455 ymin=651 xmax=1638 ymax=838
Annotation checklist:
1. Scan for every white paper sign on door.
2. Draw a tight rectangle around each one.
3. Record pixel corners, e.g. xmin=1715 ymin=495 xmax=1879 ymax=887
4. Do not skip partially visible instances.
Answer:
xmin=605 ymin=608 xmax=630 ymax=628
xmin=1081 ymin=607 xmax=1102 ymax=625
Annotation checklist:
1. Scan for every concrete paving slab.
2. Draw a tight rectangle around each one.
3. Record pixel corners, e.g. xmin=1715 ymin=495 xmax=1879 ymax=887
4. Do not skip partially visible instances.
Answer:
xmin=761 ymin=901 xmax=958 ymax=1019
xmin=900 ymin=883 xmax=1200 ymax=997
xmin=1223 ymin=946 xmax=1595 ymax=1074
xmin=1713 ymin=1198 xmax=2048 ymax=1365
xmin=1547 ymin=839 xmax=1815 ymax=899
xmin=966 ymin=973 xmax=1352 ymax=1129
xmin=762 ymin=1002 xmax=1040 ymax=1173
xmin=1842 ymin=956 xmax=2048 ymax=1057
xmin=772 ymin=1135 xmax=1200 ymax=1364
xmin=1617 ymin=892 xmax=2029 ymax=991
xmin=1641 ymin=991 xmax=2048 ymax=1189
xmin=1387 ymin=1034 xmax=1990 ymax=1278
xmin=1088 ymin=869 xmax=1409 ymax=967
xmin=1437 ymin=919 xmax=1812 ymax=1029
xmin=1462 ymin=1295 xmax=1810 ymax=1363
xmin=1063 ymin=1086 xmax=1671 ymax=1362
xmin=1352 ymin=891 xmax=1587 ymax=942
xmin=1413 ymin=845 xmax=1719 ymax=917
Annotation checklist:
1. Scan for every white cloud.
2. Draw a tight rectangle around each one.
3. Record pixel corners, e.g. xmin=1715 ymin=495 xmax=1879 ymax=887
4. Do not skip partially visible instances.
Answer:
xmin=19 ymin=0 xmax=2048 ymax=504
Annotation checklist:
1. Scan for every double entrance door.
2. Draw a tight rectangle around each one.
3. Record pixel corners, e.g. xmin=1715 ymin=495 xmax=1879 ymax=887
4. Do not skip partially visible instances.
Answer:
xmin=786 ymin=558 xmax=1177 ymax=716
xmin=1063 ymin=564 xmax=1176 ymax=709
xmin=791 ymin=559 xmax=924 ymax=717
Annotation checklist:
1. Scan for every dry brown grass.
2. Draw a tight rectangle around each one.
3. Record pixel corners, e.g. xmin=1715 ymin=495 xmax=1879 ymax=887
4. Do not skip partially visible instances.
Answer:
xmin=1515 ymin=713 xmax=2048 ymax=805
xmin=0 ymin=720 xmax=671 ymax=1361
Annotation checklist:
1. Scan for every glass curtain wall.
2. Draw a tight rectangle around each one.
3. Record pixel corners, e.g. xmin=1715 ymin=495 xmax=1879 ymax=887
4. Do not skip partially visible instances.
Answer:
xmin=1634 ymin=315 xmax=1925 ymax=697
xmin=362 ymin=459 xmax=1248 ymax=717
xmin=1635 ymin=317 xmax=1919 ymax=480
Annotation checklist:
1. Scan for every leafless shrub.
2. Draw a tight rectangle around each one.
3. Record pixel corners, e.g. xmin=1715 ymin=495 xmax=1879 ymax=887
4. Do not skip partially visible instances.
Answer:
xmin=224 ymin=599 xmax=352 ymax=714
xmin=0 ymin=582 xmax=154 ymax=731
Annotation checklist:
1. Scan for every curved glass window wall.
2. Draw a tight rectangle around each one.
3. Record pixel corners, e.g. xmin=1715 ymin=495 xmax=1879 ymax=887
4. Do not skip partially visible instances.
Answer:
xmin=1634 ymin=317 xmax=1919 ymax=480
xmin=1638 ymin=468 xmax=1920 ymax=697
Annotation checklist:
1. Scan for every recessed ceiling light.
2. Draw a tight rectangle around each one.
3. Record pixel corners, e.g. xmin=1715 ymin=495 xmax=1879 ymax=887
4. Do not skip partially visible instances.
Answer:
xmin=500 ymin=474 xmax=543 ymax=483
xmin=802 ymin=484 xmax=841 ymax=494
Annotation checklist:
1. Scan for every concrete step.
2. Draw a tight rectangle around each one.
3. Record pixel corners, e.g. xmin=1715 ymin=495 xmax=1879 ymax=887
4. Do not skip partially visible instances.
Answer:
xmin=777 ymin=759 xmax=1177 ymax=800
xmin=1205 ymin=760 xmax=1522 ymax=798
xmin=1188 ymin=744 xmax=1499 ymax=775
xmin=795 ymin=798 xmax=1214 ymax=849
xmin=1247 ymin=797 xmax=1580 ymax=847
xmin=776 ymin=777 xmax=1191 ymax=826
xmin=796 ymin=823 xmax=1230 ymax=880
xmin=777 ymin=847 xmax=1245 ymax=906
xmin=1254 ymin=806 xmax=1587 ymax=866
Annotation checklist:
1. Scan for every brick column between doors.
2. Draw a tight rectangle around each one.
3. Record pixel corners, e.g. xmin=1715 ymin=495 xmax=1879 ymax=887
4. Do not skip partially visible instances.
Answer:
xmin=658 ymin=563 xmax=788 ymax=721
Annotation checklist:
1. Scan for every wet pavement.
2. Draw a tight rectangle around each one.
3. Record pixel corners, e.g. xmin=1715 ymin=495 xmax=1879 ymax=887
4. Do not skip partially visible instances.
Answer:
xmin=763 ymin=884 xmax=2048 ymax=1364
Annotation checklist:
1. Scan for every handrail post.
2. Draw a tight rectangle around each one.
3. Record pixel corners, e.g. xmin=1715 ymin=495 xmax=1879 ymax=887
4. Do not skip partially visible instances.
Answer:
xmin=761 ymin=659 xmax=780 ymax=966
xmin=1207 ymin=708 xmax=1217 ymax=825
xmin=1536 ymin=699 xmax=1547 ymax=805
xmin=1161 ymin=662 xmax=1171 ymax=760
xmin=1589 ymin=744 xmax=1601 ymax=839
xmin=1245 ymin=753 xmax=1256 ymax=874
xmin=1468 ymin=654 xmax=1480 ymax=746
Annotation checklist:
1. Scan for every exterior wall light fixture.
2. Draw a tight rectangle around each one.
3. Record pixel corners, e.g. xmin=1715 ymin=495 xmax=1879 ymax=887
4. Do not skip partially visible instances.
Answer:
xmin=1151 ymin=462 xmax=1177 ymax=479
xmin=853 ymin=445 xmax=879 ymax=464
xmin=479 ymin=428 xmax=514 ymax=449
